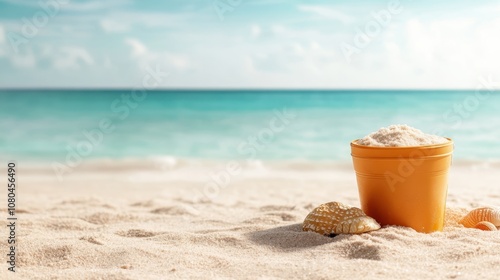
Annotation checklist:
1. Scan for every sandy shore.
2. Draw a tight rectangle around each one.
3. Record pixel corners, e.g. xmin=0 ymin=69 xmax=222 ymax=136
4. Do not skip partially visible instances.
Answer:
xmin=1 ymin=160 xmax=500 ymax=279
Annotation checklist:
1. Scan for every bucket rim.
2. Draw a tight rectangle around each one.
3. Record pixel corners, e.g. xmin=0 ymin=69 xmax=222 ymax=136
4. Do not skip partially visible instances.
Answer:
xmin=351 ymin=138 xmax=453 ymax=150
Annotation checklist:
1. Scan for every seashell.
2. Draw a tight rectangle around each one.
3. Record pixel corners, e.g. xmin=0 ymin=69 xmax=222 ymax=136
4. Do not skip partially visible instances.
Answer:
xmin=459 ymin=207 xmax=500 ymax=228
xmin=474 ymin=221 xmax=498 ymax=231
xmin=303 ymin=202 xmax=381 ymax=236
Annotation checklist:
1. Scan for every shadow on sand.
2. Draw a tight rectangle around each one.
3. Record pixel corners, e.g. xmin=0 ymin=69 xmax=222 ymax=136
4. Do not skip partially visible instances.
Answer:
xmin=247 ymin=223 xmax=337 ymax=250
xmin=247 ymin=223 xmax=382 ymax=260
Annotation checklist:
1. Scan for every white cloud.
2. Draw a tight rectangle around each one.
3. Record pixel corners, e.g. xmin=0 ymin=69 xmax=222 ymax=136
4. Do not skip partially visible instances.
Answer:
xmin=125 ymin=38 xmax=148 ymax=57
xmin=100 ymin=19 xmax=130 ymax=33
xmin=0 ymin=0 xmax=130 ymax=11
xmin=125 ymin=38 xmax=191 ymax=71
xmin=103 ymin=56 xmax=113 ymax=69
xmin=11 ymin=50 xmax=36 ymax=68
xmin=0 ymin=24 xmax=5 ymax=57
xmin=52 ymin=46 xmax=95 ymax=70
xmin=344 ymin=17 xmax=500 ymax=88
xmin=298 ymin=5 xmax=353 ymax=24
xmin=0 ymin=24 xmax=5 ymax=44
xmin=251 ymin=25 xmax=261 ymax=38
xmin=100 ymin=12 xmax=190 ymax=33
xmin=62 ymin=0 xmax=131 ymax=11
xmin=403 ymin=18 xmax=492 ymax=78
xmin=211 ymin=14 xmax=500 ymax=89
xmin=250 ymin=41 xmax=336 ymax=75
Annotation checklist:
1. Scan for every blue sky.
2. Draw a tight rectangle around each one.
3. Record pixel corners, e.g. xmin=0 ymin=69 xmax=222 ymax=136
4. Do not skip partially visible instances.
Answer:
xmin=0 ymin=0 xmax=499 ymax=88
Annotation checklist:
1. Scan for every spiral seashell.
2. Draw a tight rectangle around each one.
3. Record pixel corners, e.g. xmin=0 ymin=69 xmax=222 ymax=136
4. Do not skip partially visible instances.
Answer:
xmin=303 ymin=202 xmax=381 ymax=236
xmin=459 ymin=207 xmax=500 ymax=228
xmin=474 ymin=221 xmax=498 ymax=231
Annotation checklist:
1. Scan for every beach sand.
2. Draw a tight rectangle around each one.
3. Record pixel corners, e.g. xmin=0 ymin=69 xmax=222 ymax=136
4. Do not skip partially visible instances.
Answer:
xmin=2 ymin=160 xmax=500 ymax=279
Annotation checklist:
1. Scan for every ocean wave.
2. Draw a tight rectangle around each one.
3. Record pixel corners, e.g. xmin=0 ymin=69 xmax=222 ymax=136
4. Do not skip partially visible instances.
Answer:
xmin=21 ymin=156 xmax=500 ymax=174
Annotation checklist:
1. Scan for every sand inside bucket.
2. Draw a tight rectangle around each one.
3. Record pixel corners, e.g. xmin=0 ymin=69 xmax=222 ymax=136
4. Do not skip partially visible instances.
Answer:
xmin=357 ymin=124 xmax=448 ymax=147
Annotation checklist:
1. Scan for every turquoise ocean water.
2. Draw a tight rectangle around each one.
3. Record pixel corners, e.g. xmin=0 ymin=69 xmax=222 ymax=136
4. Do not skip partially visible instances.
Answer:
xmin=1 ymin=90 xmax=499 ymax=162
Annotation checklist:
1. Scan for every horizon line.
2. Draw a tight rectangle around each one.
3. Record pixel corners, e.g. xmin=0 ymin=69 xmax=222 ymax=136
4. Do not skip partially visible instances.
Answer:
xmin=0 ymin=88 xmax=497 ymax=91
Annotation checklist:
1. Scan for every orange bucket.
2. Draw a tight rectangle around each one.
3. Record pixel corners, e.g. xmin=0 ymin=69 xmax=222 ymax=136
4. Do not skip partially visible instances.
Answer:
xmin=351 ymin=139 xmax=453 ymax=233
